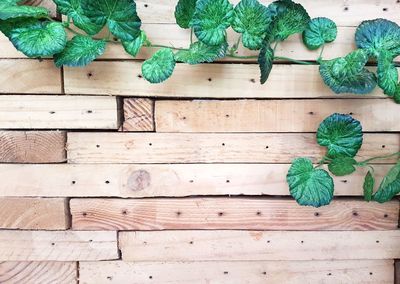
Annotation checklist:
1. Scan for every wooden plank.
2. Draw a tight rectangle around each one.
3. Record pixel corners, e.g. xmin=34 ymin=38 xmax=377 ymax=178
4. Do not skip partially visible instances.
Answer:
xmin=119 ymin=230 xmax=400 ymax=261
xmin=0 ymin=198 xmax=68 ymax=230
xmin=67 ymin=133 xmax=399 ymax=164
xmin=0 ymin=231 xmax=118 ymax=261
xmin=0 ymin=60 xmax=61 ymax=94
xmin=0 ymin=262 xmax=76 ymax=284
xmin=79 ymin=260 xmax=394 ymax=284
xmin=0 ymin=95 xmax=119 ymax=129
xmin=0 ymin=164 xmax=393 ymax=197
xmin=70 ymin=198 xmax=399 ymax=231
xmin=155 ymin=99 xmax=400 ymax=132
xmin=120 ymin=98 xmax=154 ymax=132
xmin=0 ymin=131 xmax=66 ymax=163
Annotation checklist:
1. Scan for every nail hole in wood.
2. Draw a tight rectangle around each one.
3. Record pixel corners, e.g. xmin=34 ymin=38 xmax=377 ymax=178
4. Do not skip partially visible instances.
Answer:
xmin=262 ymin=272 xmax=267 ymax=275
xmin=107 ymin=276 xmax=113 ymax=280
xmin=382 ymin=7 xmax=388 ymax=11
xmin=376 ymin=240 xmax=380 ymax=243
xmin=87 ymin=110 xmax=93 ymax=114
xmin=208 ymin=78 xmax=212 ymax=82
xmin=222 ymin=143 xmax=225 ymax=146
xmin=250 ymin=78 xmax=256 ymax=83
xmin=149 ymin=276 xmax=153 ymax=279
xmin=105 ymin=180 xmax=110 ymax=184
xmin=51 ymin=242 xmax=55 ymax=246
xmin=87 ymin=72 xmax=93 ymax=78
xmin=82 ymin=212 xmax=87 ymax=217
xmin=344 ymin=6 xmax=349 ymax=11
xmin=122 ymin=210 xmax=127 ymax=215
xmin=341 ymin=180 xmax=347 ymax=183
xmin=382 ymin=145 xmax=385 ymax=148
xmin=189 ymin=241 xmax=194 ymax=244
xmin=314 ymin=212 xmax=320 ymax=217
xmin=182 ymin=116 xmax=186 ymax=120
xmin=137 ymin=74 xmax=143 ymax=78
xmin=224 ymin=271 xmax=229 ymax=275
xmin=176 ymin=211 xmax=181 ymax=216
xmin=226 ymin=179 xmax=230 ymax=183
xmin=265 ymin=146 xmax=269 ymax=149
xmin=301 ymin=240 xmax=304 ymax=243
xmin=218 ymin=212 xmax=224 ymax=216
xmin=96 ymin=144 xmax=100 ymax=148
xmin=349 ymin=112 xmax=354 ymax=115
xmin=225 ymin=114 xmax=230 ymax=118
xmin=149 ymin=143 xmax=152 ymax=146
xmin=89 ymin=239 xmax=93 ymax=242
xmin=267 ymin=240 xmax=270 ymax=243
xmin=189 ymin=180 xmax=194 ymax=183
xmin=144 ymin=4 xmax=148 ymax=7
xmin=256 ymin=211 xmax=262 ymax=216
xmin=352 ymin=211 xmax=358 ymax=216
xmin=369 ymin=272 xmax=373 ymax=275
xmin=49 ymin=111 xmax=55 ymax=114
xmin=384 ymin=214 xmax=388 ymax=218
xmin=72 ymin=181 xmax=76 ymax=185
xmin=327 ymin=273 xmax=332 ymax=276
xmin=308 ymin=111 xmax=314 ymax=115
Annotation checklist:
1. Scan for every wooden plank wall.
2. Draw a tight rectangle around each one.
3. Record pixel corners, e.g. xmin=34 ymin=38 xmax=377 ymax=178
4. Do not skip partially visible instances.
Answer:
xmin=0 ymin=1 xmax=399 ymax=283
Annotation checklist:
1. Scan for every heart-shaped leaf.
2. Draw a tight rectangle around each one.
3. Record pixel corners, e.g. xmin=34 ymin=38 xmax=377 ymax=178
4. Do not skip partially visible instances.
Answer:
xmin=377 ymin=51 xmax=399 ymax=97
xmin=363 ymin=170 xmax=374 ymax=202
xmin=175 ymin=0 xmax=197 ymax=29
xmin=302 ymin=17 xmax=337 ymax=50
xmin=328 ymin=156 xmax=357 ymax=176
xmin=0 ymin=2 xmax=48 ymax=20
xmin=175 ymin=41 xmax=228 ymax=64
xmin=142 ymin=48 xmax=176 ymax=83
xmin=373 ymin=162 xmax=400 ymax=203
xmin=258 ymin=44 xmax=274 ymax=84
xmin=122 ymin=30 xmax=147 ymax=57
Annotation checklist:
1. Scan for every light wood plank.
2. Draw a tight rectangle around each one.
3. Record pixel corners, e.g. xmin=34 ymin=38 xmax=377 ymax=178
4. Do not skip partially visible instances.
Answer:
xmin=0 ymin=95 xmax=119 ymax=129
xmin=0 ymin=131 xmax=66 ymax=163
xmin=67 ymin=133 xmax=399 ymax=164
xmin=79 ymin=260 xmax=394 ymax=284
xmin=0 ymin=60 xmax=61 ymax=94
xmin=0 ymin=198 xmax=68 ymax=230
xmin=0 ymin=231 xmax=118 ymax=261
xmin=0 ymin=262 xmax=76 ymax=284
xmin=70 ymin=198 xmax=399 ymax=231
xmin=119 ymin=230 xmax=400 ymax=261
xmin=120 ymin=98 xmax=154 ymax=131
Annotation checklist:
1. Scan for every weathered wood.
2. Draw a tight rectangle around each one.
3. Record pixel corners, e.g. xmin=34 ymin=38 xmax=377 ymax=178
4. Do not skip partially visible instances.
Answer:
xmin=119 ymin=230 xmax=400 ymax=261
xmin=120 ymin=98 xmax=154 ymax=132
xmin=0 ymin=131 xmax=66 ymax=163
xmin=0 ymin=198 xmax=68 ymax=230
xmin=0 ymin=262 xmax=77 ymax=284
xmin=155 ymin=99 xmax=400 ymax=132
xmin=0 ymin=95 xmax=119 ymax=129
xmin=0 ymin=231 xmax=118 ymax=261
xmin=67 ymin=133 xmax=399 ymax=164
xmin=70 ymin=198 xmax=399 ymax=231
xmin=79 ymin=260 xmax=394 ymax=284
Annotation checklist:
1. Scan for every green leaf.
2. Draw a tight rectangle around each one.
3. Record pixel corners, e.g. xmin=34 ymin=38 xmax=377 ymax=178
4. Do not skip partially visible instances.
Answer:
xmin=54 ymin=35 xmax=106 ymax=67
xmin=81 ymin=0 xmax=141 ymax=41
xmin=175 ymin=41 xmax=227 ymax=64
xmin=319 ymin=49 xmax=377 ymax=94
xmin=122 ymin=30 xmax=147 ymax=57
xmin=328 ymin=156 xmax=357 ymax=176
xmin=190 ymin=0 xmax=234 ymax=46
xmin=363 ymin=170 xmax=374 ymax=202
xmin=355 ymin=18 xmax=400 ymax=58
xmin=232 ymin=0 xmax=272 ymax=50
xmin=0 ymin=2 xmax=48 ymax=20
xmin=377 ymin=51 xmax=399 ymax=97
xmin=394 ymin=85 xmax=400 ymax=104
xmin=0 ymin=17 xmax=37 ymax=38
xmin=302 ymin=17 xmax=337 ymax=50
xmin=317 ymin=113 xmax=363 ymax=159
xmin=258 ymin=44 xmax=274 ymax=84
xmin=142 ymin=48 xmax=176 ymax=83
xmin=286 ymin=157 xmax=334 ymax=207
xmin=9 ymin=21 xmax=67 ymax=57
xmin=175 ymin=0 xmax=197 ymax=29
xmin=373 ymin=162 xmax=400 ymax=203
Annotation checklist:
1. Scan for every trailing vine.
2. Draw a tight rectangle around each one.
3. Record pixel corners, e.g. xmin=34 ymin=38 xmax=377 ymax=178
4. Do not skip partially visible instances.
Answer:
xmin=0 ymin=0 xmax=399 ymax=102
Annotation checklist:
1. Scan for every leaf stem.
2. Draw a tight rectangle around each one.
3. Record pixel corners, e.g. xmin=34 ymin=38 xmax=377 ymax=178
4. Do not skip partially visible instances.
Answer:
xmin=359 ymin=151 xmax=400 ymax=164
xmin=147 ymin=44 xmax=189 ymax=51
xmin=317 ymin=45 xmax=325 ymax=63
xmin=274 ymin=56 xmax=315 ymax=65
xmin=190 ymin=29 xmax=193 ymax=44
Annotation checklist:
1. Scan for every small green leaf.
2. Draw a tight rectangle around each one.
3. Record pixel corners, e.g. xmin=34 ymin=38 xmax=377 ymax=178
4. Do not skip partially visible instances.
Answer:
xmin=122 ymin=31 xmax=147 ymax=57
xmin=175 ymin=0 xmax=197 ymax=29
xmin=377 ymin=51 xmax=398 ymax=97
xmin=0 ymin=2 xmax=48 ymax=20
xmin=258 ymin=44 xmax=274 ymax=84
xmin=363 ymin=171 xmax=374 ymax=202
xmin=373 ymin=162 xmax=400 ymax=203
xmin=302 ymin=17 xmax=337 ymax=50
xmin=54 ymin=35 xmax=106 ymax=67
xmin=190 ymin=0 xmax=234 ymax=46
xmin=394 ymin=85 xmax=400 ymax=104
xmin=328 ymin=156 xmax=357 ymax=176
xmin=317 ymin=113 xmax=363 ymax=159
xmin=175 ymin=41 xmax=227 ymax=64
xmin=286 ymin=157 xmax=334 ymax=207
xmin=142 ymin=48 xmax=176 ymax=83
xmin=9 ymin=21 xmax=67 ymax=57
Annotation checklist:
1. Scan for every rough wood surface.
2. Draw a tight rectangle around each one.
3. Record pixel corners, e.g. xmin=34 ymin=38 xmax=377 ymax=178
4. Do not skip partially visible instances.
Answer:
xmin=67 ymin=133 xmax=400 ymax=164
xmin=119 ymin=230 xmax=400 ymax=261
xmin=0 ymin=131 xmax=66 ymax=163
xmin=0 ymin=262 xmax=76 ymax=284
xmin=0 ymin=231 xmax=118 ymax=261
xmin=120 ymin=98 xmax=154 ymax=132
xmin=0 ymin=198 xmax=68 ymax=230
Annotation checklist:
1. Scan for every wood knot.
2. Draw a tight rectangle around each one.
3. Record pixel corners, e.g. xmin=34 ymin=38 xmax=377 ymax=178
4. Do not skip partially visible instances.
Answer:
xmin=127 ymin=169 xmax=151 ymax=191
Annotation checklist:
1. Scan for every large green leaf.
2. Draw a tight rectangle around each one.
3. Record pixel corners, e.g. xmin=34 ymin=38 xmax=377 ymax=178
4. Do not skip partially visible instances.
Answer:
xmin=54 ymin=35 xmax=106 ymax=67
xmin=122 ymin=30 xmax=147 ymax=57
xmin=328 ymin=156 xmax=357 ymax=176
xmin=317 ymin=113 xmax=363 ymax=159
xmin=258 ymin=44 xmax=274 ymax=84
xmin=175 ymin=0 xmax=197 ymax=29
xmin=142 ymin=48 xmax=176 ymax=83
xmin=302 ymin=17 xmax=337 ymax=50
xmin=189 ymin=0 xmax=234 ymax=46
xmin=0 ymin=17 xmax=37 ymax=38
xmin=373 ymin=162 xmax=400 ymax=203
xmin=232 ymin=0 xmax=271 ymax=50
xmin=175 ymin=41 xmax=227 ymax=64
xmin=377 ymin=51 xmax=398 ymax=97
xmin=319 ymin=49 xmax=377 ymax=94
xmin=81 ymin=0 xmax=141 ymax=41
xmin=286 ymin=157 xmax=334 ymax=207
xmin=363 ymin=170 xmax=374 ymax=202
xmin=9 ymin=21 xmax=67 ymax=57
xmin=0 ymin=2 xmax=48 ymax=20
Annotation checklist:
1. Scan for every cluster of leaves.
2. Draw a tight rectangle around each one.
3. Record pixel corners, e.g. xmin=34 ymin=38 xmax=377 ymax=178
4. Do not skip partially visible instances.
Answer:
xmin=287 ymin=113 xmax=400 ymax=208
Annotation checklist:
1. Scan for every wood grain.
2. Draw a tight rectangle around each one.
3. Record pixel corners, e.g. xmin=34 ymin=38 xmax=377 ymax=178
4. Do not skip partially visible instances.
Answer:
xmin=70 ymin=198 xmax=399 ymax=231
xmin=119 ymin=230 xmax=400 ymax=261
xmin=0 ymin=131 xmax=66 ymax=163
xmin=0 ymin=262 xmax=76 ymax=284
xmin=120 ymin=98 xmax=154 ymax=131
xmin=0 ymin=230 xmax=118 ymax=261
xmin=67 ymin=133 xmax=400 ymax=164
xmin=0 ymin=198 xmax=68 ymax=230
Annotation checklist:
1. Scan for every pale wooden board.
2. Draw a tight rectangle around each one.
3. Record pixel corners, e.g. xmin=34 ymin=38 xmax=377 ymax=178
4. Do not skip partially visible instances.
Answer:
xmin=0 ymin=95 xmax=119 ymax=129
xmin=0 ymin=198 xmax=68 ymax=230
xmin=79 ymin=260 xmax=394 ymax=284
xmin=67 ymin=133 xmax=399 ymax=164
xmin=155 ymin=99 xmax=400 ymax=132
xmin=120 ymin=98 xmax=154 ymax=132
xmin=119 ymin=230 xmax=400 ymax=261
xmin=0 ymin=131 xmax=66 ymax=163
xmin=0 ymin=164 xmax=394 ymax=197
xmin=70 ymin=198 xmax=399 ymax=231
xmin=0 ymin=262 xmax=76 ymax=284
xmin=0 ymin=60 xmax=61 ymax=94
xmin=0 ymin=231 xmax=118 ymax=261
